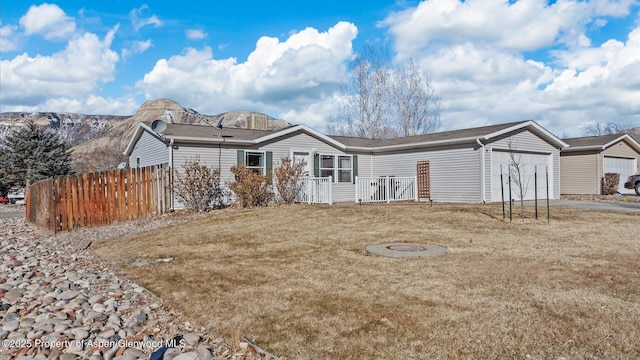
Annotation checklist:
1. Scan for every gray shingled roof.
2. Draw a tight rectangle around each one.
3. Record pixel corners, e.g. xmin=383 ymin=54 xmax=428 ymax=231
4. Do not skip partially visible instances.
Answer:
xmin=153 ymin=120 xmax=534 ymax=146
xmin=562 ymin=134 xmax=623 ymax=149
xmin=158 ymin=122 xmax=289 ymax=141
xmin=328 ymin=120 xmax=530 ymax=147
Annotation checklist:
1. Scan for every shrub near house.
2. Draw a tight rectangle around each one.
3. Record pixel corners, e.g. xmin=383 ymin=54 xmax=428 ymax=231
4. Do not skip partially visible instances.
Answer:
xmin=601 ymin=173 xmax=620 ymax=195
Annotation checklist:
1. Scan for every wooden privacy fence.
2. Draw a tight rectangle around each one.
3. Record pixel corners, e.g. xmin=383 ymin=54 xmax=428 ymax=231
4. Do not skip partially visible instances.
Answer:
xmin=26 ymin=165 xmax=171 ymax=233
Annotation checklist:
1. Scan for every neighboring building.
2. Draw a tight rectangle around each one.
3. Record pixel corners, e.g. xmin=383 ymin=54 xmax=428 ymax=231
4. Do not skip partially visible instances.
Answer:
xmin=124 ymin=120 xmax=567 ymax=208
xmin=561 ymin=134 xmax=640 ymax=195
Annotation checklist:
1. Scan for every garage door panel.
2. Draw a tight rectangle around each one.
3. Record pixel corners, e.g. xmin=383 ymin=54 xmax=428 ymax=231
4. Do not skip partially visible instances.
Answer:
xmin=491 ymin=151 xmax=551 ymax=202
xmin=604 ymin=156 xmax=636 ymax=194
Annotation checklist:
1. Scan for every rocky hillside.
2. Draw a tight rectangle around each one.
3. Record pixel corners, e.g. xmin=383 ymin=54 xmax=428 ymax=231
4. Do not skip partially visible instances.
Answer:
xmin=0 ymin=112 xmax=128 ymax=148
xmin=71 ymin=99 xmax=290 ymax=156
xmin=0 ymin=99 xmax=291 ymax=172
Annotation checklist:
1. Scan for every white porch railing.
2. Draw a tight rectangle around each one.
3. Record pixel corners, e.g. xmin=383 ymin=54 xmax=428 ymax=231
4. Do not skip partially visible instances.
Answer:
xmin=355 ymin=176 xmax=418 ymax=203
xmin=297 ymin=176 xmax=333 ymax=205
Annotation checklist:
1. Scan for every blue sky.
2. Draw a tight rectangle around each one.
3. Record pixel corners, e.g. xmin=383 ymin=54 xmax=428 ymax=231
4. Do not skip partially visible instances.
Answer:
xmin=1 ymin=0 xmax=639 ymax=137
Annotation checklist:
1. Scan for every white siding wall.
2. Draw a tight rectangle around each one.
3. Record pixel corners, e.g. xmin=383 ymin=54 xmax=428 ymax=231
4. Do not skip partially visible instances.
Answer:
xmin=129 ymin=131 xmax=169 ymax=168
xmin=258 ymin=133 xmax=348 ymax=159
xmin=256 ymin=132 xmax=368 ymax=202
xmin=486 ymin=129 xmax=561 ymax=199
xmin=173 ymin=143 xmax=235 ymax=179
xmin=133 ymin=127 xmax=562 ymax=205
xmin=372 ymin=145 xmax=482 ymax=203
xmin=553 ymin=151 xmax=560 ymax=198
xmin=172 ymin=132 xmax=366 ymax=203
xmin=483 ymin=146 xmax=492 ymax=202
xmin=171 ymin=143 xmax=237 ymax=210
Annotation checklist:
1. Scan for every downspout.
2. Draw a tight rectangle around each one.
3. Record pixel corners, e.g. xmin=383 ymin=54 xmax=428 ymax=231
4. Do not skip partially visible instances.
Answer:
xmin=477 ymin=139 xmax=486 ymax=203
xmin=169 ymin=138 xmax=174 ymax=211
xmin=370 ymin=151 xmax=374 ymax=177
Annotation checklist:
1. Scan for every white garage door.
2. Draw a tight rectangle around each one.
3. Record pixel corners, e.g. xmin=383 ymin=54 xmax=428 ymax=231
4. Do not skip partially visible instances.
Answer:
xmin=604 ymin=156 xmax=636 ymax=194
xmin=491 ymin=151 xmax=552 ymax=202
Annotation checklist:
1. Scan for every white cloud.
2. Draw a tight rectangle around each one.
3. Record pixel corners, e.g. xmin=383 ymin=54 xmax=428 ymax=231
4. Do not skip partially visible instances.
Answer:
xmin=37 ymin=95 xmax=140 ymax=115
xmin=385 ymin=0 xmax=577 ymax=54
xmin=3 ymin=1 xmax=637 ymax=137
xmin=133 ymin=39 xmax=152 ymax=53
xmin=19 ymin=3 xmax=76 ymax=40
xmin=589 ymin=0 xmax=637 ymax=17
xmin=541 ymin=27 xmax=640 ymax=113
xmin=0 ymin=24 xmax=19 ymax=52
xmin=412 ymin=44 xmax=557 ymax=131
xmin=381 ymin=0 xmax=640 ymax=137
xmin=129 ymin=5 xmax=162 ymax=31
xmin=135 ymin=22 xmax=358 ymax=119
xmin=0 ymin=26 xmax=120 ymax=110
xmin=186 ymin=29 xmax=207 ymax=40
xmin=122 ymin=39 xmax=153 ymax=59
xmin=279 ymin=96 xmax=342 ymax=129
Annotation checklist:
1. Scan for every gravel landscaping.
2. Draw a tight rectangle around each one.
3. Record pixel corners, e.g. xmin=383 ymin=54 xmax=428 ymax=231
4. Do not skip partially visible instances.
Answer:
xmin=561 ymin=194 xmax=640 ymax=203
xmin=0 ymin=207 xmax=268 ymax=360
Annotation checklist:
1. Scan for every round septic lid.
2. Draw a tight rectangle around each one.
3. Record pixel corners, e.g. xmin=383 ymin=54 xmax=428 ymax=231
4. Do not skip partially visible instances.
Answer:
xmin=386 ymin=244 xmax=426 ymax=252
xmin=365 ymin=242 xmax=447 ymax=258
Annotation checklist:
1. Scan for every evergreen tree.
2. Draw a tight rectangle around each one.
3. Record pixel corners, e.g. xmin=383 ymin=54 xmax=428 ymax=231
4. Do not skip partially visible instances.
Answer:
xmin=0 ymin=149 xmax=11 ymax=196
xmin=0 ymin=121 xmax=72 ymax=192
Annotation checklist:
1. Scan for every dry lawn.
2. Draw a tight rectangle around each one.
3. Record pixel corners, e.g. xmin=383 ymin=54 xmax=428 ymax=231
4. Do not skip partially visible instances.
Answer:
xmin=93 ymin=204 xmax=640 ymax=359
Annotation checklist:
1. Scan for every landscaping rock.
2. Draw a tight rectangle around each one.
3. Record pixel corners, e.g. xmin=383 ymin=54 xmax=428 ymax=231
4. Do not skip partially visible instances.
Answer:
xmin=1 ymin=216 xmax=268 ymax=360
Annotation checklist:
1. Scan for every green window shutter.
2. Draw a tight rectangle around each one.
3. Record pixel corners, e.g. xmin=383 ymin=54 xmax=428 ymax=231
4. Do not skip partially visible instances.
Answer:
xmin=237 ymin=150 xmax=245 ymax=166
xmin=265 ymin=151 xmax=273 ymax=184
xmin=352 ymin=155 xmax=358 ymax=184
xmin=314 ymin=153 xmax=320 ymax=177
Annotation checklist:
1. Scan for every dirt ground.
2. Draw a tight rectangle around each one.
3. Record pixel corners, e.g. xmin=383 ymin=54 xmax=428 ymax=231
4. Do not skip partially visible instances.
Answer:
xmin=93 ymin=204 xmax=640 ymax=360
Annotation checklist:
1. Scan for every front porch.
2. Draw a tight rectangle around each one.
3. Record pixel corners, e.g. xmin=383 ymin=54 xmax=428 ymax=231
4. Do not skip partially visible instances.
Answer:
xmin=295 ymin=176 xmax=421 ymax=205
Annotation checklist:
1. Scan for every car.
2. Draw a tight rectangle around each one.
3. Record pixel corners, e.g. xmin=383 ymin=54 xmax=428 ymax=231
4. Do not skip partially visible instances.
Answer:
xmin=0 ymin=197 xmax=9 ymax=204
xmin=624 ymin=174 xmax=640 ymax=196
xmin=8 ymin=190 xmax=26 ymax=205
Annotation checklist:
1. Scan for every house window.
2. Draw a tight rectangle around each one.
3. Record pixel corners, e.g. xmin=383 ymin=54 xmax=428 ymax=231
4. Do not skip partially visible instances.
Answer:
xmin=337 ymin=156 xmax=352 ymax=183
xmin=246 ymin=151 xmax=265 ymax=175
xmin=319 ymin=154 xmax=352 ymax=183
xmin=320 ymin=155 xmax=335 ymax=179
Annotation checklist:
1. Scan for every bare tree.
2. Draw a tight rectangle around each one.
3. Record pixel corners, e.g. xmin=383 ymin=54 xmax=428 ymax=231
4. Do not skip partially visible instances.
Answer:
xmin=584 ymin=122 xmax=621 ymax=136
xmin=328 ymin=46 xmax=441 ymax=139
xmin=508 ymin=142 xmax=529 ymax=221
xmin=72 ymin=143 xmax=128 ymax=173
xmin=328 ymin=46 xmax=394 ymax=139
xmin=584 ymin=122 xmax=640 ymax=143
xmin=274 ymin=157 xmax=307 ymax=204
xmin=392 ymin=59 xmax=441 ymax=136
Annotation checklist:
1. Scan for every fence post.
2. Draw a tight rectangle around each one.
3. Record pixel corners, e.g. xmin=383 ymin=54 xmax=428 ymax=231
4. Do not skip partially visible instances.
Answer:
xmin=500 ymin=164 xmax=505 ymax=220
xmin=355 ymin=176 xmax=359 ymax=203
xmin=546 ymin=166 xmax=550 ymax=223
xmin=414 ymin=176 xmax=418 ymax=201
xmin=328 ymin=176 xmax=333 ymax=205
xmin=508 ymin=165 xmax=513 ymax=222
xmin=386 ymin=176 xmax=390 ymax=203
xmin=534 ymin=165 xmax=538 ymax=220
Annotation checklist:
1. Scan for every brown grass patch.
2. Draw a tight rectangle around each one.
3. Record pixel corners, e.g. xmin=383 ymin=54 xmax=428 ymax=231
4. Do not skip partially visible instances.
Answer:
xmin=93 ymin=204 xmax=640 ymax=359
